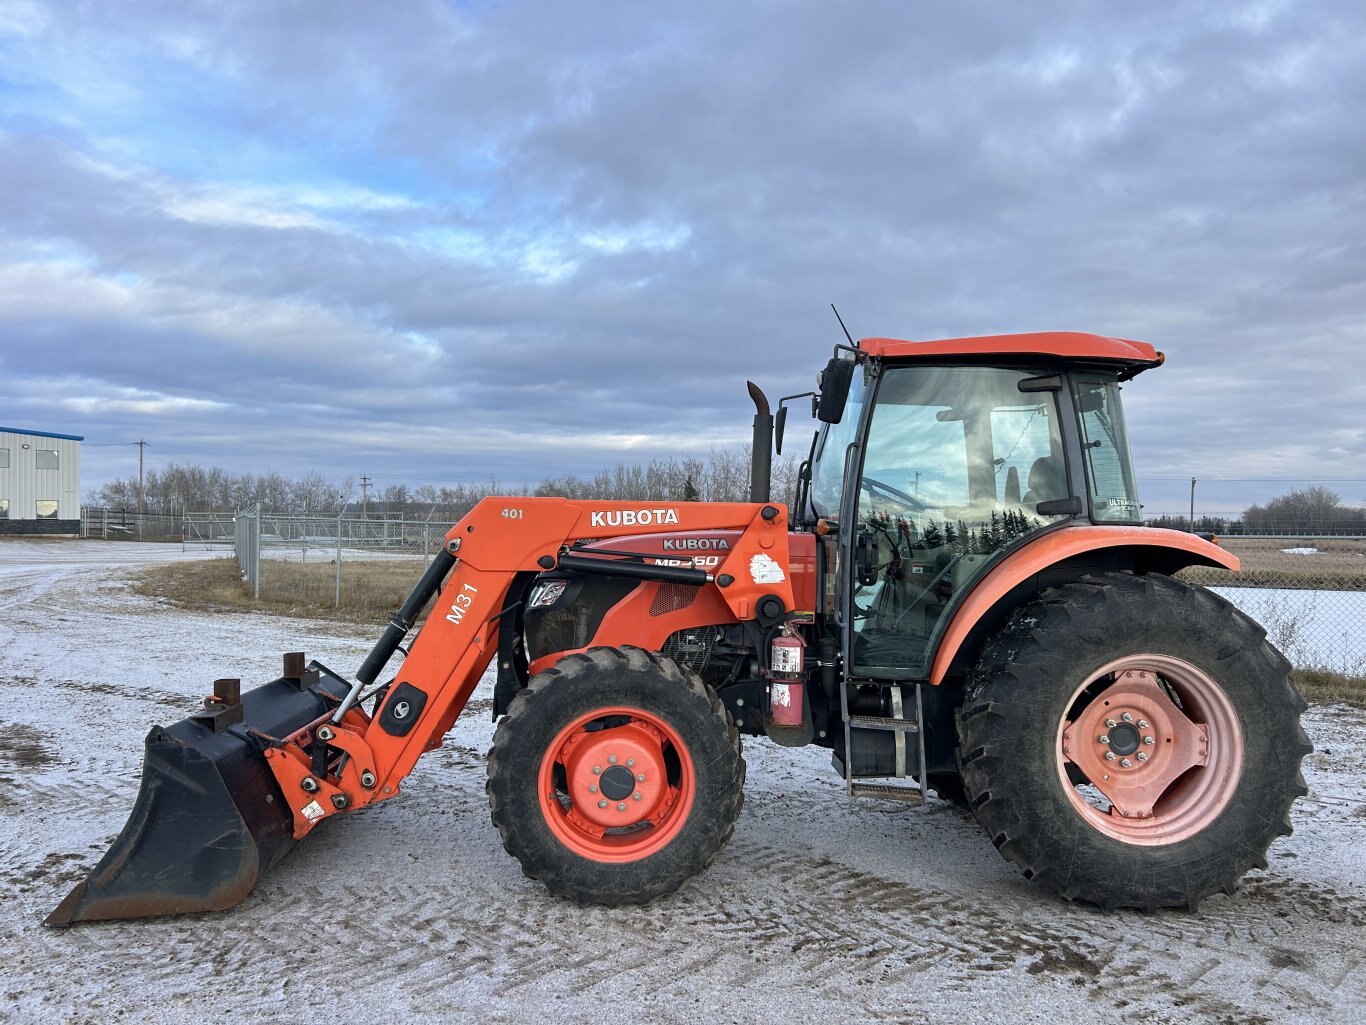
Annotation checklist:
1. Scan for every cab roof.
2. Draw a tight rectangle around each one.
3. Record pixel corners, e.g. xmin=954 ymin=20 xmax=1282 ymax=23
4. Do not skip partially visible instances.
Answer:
xmin=858 ymin=331 xmax=1163 ymax=370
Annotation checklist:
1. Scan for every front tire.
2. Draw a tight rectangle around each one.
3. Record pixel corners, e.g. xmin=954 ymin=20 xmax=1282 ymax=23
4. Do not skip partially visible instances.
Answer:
xmin=957 ymin=573 xmax=1310 ymax=911
xmin=487 ymin=646 xmax=743 ymax=905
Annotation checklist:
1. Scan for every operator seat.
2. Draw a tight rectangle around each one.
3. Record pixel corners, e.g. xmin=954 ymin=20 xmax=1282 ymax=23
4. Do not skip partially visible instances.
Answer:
xmin=1022 ymin=455 xmax=1065 ymax=509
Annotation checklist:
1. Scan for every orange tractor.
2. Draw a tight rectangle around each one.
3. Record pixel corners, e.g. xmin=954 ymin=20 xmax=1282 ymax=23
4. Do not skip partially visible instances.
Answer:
xmin=48 ymin=331 xmax=1310 ymax=924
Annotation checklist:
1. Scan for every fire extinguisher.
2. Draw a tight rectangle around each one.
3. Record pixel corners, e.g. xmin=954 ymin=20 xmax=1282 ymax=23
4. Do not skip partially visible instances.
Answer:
xmin=767 ymin=624 xmax=806 ymax=728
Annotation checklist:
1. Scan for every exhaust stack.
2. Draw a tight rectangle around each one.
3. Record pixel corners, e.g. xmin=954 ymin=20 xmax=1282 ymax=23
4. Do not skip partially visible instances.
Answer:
xmin=747 ymin=381 xmax=773 ymax=505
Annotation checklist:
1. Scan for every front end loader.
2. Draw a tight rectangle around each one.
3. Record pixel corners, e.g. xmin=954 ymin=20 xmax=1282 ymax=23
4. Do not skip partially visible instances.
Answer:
xmin=49 ymin=330 xmax=1310 ymax=924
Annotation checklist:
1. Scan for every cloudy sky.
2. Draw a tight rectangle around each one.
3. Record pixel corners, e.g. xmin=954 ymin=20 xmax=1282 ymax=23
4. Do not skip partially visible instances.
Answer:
xmin=1 ymin=0 xmax=1362 ymax=516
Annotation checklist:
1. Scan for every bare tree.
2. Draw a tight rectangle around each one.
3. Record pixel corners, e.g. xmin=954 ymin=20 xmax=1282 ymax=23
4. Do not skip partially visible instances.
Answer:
xmin=1243 ymin=486 xmax=1366 ymax=533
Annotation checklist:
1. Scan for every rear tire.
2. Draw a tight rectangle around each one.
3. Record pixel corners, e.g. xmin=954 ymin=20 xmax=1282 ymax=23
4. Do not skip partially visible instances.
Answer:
xmin=487 ymin=646 xmax=743 ymax=906
xmin=956 ymin=573 xmax=1310 ymax=911
xmin=926 ymin=773 xmax=968 ymax=805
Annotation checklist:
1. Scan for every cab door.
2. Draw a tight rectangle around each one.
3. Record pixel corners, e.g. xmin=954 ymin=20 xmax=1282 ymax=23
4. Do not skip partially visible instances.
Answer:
xmin=843 ymin=364 xmax=1073 ymax=679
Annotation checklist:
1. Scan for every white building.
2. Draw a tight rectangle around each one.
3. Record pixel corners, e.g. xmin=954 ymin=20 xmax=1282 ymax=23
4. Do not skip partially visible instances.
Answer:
xmin=0 ymin=427 xmax=83 ymax=535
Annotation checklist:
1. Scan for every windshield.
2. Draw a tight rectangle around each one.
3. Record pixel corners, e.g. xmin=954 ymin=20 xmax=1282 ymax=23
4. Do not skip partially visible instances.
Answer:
xmin=1072 ymin=373 xmax=1141 ymax=523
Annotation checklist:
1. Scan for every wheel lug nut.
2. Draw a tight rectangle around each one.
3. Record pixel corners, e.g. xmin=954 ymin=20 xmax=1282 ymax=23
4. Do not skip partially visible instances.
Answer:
xmin=617 ymin=803 xmax=627 ymax=812
xmin=1098 ymin=735 xmax=1110 ymax=745
xmin=1105 ymin=719 xmax=1117 ymax=728
xmin=1120 ymin=758 xmax=1132 ymax=768
xmin=1121 ymin=712 xmax=1133 ymax=723
xmin=1137 ymin=753 xmax=1148 ymax=762
xmin=627 ymin=758 xmax=635 ymax=767
xmin=1105 ymin=752 xmax=1117 ymax=761
xmin=597 ymin=800 xmax=608 ymax=809
xmin=633 ymin=792 xmax=642 ymax=800
xmin=593 ymin=766 xmax=602 ymax=775
xmin=1137 ymin=720 xmax=1149 ymax=729
xmin=608 ymin=755 xmax=617 ymax=764
xmin=636 ymin=773 xmax=646 ymax=782
xmin=588 ymin=784 xmax=598 ymax=793
xmin=1144 ymin=736 xmax=1155 ymax=745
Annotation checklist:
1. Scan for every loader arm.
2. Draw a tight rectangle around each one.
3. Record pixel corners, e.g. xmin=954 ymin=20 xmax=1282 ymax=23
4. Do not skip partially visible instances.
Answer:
xmin=262 ymin=496 xmax=796 ymax=841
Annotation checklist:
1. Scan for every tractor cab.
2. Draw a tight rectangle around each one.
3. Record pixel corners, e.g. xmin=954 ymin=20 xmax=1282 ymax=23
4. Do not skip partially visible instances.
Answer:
xmin=799 ymin=333 xmax=1159 ymax=680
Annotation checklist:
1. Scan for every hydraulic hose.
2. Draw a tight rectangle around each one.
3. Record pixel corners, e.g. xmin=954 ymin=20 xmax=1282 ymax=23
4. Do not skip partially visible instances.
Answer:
xmin=338 ymin=548 xmax=457 ymax=721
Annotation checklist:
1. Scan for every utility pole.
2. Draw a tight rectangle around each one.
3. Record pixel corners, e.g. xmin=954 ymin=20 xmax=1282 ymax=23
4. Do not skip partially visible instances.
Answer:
xmin=1189 ymin=477 xmax=1197 ymax=532
xmin=360 ymin=475 xmax=371 ymax=518
xmin=135 ymin=439 xmax=148 ymax=538
xmin=135 ymin=439 xmax=148 ymax=515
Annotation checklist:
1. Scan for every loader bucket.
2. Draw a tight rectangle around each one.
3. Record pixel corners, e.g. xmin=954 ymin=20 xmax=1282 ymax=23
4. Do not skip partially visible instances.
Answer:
xmin=46 ymin=665 xmax=349 ymax=926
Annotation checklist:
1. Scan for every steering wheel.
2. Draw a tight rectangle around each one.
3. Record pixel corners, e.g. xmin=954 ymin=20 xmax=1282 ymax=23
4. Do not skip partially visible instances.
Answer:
xmin=861 ymin=476 xmax=927 ymax=513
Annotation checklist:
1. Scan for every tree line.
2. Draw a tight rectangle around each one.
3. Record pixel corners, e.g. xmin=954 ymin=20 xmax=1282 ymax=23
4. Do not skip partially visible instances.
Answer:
xmin=92 ymin=449 xmax=802 ymax=520
xmin=92 ymin=466 xmax=1363 ymax=535
xmin=1145 ymin=486 xmax=1366 ymax=535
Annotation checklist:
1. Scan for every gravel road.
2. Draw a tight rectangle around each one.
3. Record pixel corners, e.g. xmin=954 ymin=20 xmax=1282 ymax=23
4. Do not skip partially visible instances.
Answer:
xmin=2 ymin=541 xmax=1362 ymax=1024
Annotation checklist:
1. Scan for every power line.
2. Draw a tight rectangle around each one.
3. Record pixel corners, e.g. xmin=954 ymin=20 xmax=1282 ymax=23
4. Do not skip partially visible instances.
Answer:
xmin=1141 ymin=476 xmax=1366 ymax=482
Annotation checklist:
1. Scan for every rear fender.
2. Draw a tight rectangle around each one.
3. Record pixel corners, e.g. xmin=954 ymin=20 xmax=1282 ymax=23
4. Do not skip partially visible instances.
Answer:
xmin=929 ymin=527 xmax=1238 ymax=685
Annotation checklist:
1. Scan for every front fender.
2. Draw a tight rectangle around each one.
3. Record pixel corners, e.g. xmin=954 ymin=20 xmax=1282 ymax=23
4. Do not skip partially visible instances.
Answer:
xmin=929 ymin=527 xmax=1238 ymax=685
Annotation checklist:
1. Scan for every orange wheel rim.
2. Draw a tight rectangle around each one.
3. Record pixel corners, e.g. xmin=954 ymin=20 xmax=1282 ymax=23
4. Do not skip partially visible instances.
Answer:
xmin=1057 ymin=654 xmax=1244 ymax=846
xmin=538 ymin=706 xmax=696 ymax=863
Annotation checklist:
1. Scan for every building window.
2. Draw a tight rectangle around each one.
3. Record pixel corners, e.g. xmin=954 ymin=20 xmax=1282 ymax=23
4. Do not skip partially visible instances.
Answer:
xmin=0 ymin=499 xmax=8 ymax=518
xmin=0 ymin=447 xmax=9 ymax=468
xmin=36 ymin=500 xmax=59 ymax=518
xmin=36 ymin=449 xmax=59 ymax=470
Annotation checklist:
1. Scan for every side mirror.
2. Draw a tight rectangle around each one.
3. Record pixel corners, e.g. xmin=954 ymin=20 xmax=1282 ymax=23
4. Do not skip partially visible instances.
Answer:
xmin=816 ymin=357 xmax=855 ymax=423
xmin=775 ymin=390 xmax=818 ymax=456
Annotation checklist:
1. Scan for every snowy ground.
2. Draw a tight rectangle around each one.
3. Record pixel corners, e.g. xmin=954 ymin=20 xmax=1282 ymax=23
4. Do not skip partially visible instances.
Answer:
xmin=1 ymin=540 xmax=1364 ymax=1025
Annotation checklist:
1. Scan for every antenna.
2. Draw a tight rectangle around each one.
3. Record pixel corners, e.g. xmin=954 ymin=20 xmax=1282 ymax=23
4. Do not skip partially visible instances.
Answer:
xmin=830 ymin=303 xmax=855 ymax=346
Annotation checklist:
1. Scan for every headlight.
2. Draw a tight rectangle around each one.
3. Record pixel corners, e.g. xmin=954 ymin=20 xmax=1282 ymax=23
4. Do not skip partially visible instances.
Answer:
xmin=528 ymin=580 xmax=568 ymax=609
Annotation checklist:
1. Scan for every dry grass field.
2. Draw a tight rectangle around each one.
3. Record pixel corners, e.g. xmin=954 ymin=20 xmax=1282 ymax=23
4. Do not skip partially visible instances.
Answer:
xmin=1181 ymin=537 xmax=1366 ymax=590
xmin=132 ymin=556 xmax=427 ymax=623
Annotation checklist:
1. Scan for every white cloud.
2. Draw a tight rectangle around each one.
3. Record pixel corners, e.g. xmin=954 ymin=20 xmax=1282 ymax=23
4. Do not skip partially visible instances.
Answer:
xmin=163 ymin=190 xmax=324 ymax=230
xmin=162 ymin=180 xmax=418 ymax=230
xmin=53 ymin=382 xmax=231 ymax=417
xmin=520 ymin=240 xmax=578 ymax=282
xmin=0 ymin=0 xmax=48 ymax=38
xmin=580 ymin=221 xmax=692 ymax=255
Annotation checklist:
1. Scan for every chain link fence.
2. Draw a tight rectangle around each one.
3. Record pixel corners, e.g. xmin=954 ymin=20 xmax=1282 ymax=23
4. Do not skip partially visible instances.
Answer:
xmin=232 ymin=509 xmax=454 ymax=616
xmin=1179 ymin=536 xmax=1365 ymax=677
xmin=81 ymin=507 xmax=187 ymax=539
